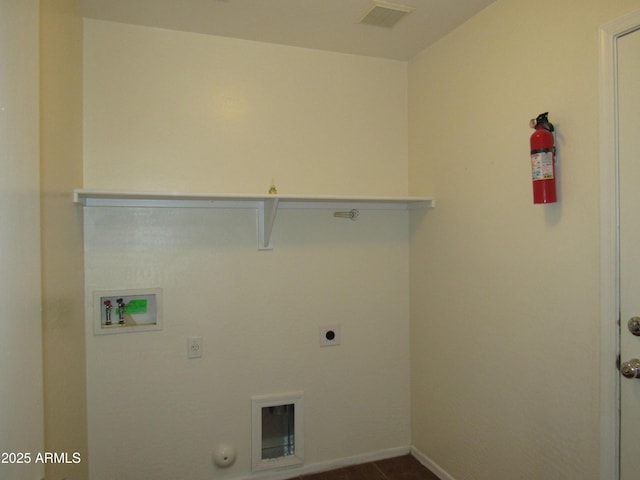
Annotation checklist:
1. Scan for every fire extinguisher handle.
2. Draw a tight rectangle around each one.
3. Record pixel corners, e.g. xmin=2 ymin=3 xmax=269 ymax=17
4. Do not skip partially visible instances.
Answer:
xmin=531 ymin=112 xmax=554 ymax=132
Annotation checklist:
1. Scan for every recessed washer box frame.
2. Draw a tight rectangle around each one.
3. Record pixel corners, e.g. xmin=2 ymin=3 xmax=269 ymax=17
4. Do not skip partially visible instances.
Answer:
xmin=93 ymin=288 xmax=162 ymax=335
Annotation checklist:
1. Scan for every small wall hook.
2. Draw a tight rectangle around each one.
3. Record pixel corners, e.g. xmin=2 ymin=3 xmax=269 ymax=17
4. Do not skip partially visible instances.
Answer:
xmin=333 ymin=209 xmax=359 ymax=220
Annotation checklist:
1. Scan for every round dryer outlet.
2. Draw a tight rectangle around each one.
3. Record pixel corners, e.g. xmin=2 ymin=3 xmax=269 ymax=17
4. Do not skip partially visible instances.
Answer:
xmin=319 ymin=326 xmax=341 ymax=346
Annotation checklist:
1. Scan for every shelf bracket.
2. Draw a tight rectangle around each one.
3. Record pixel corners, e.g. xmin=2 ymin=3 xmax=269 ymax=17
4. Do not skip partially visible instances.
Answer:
xmin=257 ymin=198 xmax=279 ymax=250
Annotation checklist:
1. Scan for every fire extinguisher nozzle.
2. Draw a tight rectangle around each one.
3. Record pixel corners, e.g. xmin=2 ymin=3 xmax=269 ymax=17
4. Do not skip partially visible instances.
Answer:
xmin=534 ymin=112 xmax=554 ymax=132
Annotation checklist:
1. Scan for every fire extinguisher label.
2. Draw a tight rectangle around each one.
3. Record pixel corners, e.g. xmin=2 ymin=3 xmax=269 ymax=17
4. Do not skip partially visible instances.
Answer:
xmin=531 ymin=151 xmax=554 ymax=181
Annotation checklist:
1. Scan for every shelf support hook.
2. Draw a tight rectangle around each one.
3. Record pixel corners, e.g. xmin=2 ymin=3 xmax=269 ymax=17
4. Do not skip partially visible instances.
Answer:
xmin=333 ymin=209 xmax=359 ymax=221
xmin=257 ymin=198 xmax=279 ymax=250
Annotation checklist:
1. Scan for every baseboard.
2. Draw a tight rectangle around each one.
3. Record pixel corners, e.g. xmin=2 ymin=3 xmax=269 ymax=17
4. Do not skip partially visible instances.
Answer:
xmin=234 ymin=446 xmax=411 ymax=480
xmin=410 ymin=446 xmax=457 ymax=480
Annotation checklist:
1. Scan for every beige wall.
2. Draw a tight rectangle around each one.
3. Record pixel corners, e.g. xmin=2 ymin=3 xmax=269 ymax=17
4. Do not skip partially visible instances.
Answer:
xmin=83 ymin=20 xmax=408 ymax=196
xmin=76 ymin=2 xmax=640 ymax=478
xmin=83 ymin=20 xmax=411 ymax=479
xmin=40 ymin=1 xmax=88 ymax=479
xmin=0 ymin=1 xmax=44 ymax=479
xmin=409 ymin=0 xmax=640 ymax=479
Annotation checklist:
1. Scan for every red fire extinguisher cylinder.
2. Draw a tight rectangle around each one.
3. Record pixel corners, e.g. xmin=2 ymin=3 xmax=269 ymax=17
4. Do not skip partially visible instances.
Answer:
xmin=530 ymin=112 xmax=557 ymax=204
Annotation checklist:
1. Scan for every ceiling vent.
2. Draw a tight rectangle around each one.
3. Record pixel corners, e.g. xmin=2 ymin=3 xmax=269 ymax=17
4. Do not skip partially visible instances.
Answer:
xmin=358 ymin=1 xmax=415 ymax=28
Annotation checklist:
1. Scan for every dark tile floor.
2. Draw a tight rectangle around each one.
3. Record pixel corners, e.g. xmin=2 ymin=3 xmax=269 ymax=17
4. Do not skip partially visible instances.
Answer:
xmin=296 ymin=455 xmax=440 ymax=480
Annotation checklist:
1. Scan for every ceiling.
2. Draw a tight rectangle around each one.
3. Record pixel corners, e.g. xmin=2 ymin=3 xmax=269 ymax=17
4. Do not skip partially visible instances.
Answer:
xmin=79 ymin=0 xmax=497 ymax=61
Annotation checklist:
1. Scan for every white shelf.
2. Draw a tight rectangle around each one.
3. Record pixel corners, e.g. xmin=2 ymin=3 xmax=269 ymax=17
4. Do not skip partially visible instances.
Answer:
xmin=73 ymin=189 xmax=435 ymax=250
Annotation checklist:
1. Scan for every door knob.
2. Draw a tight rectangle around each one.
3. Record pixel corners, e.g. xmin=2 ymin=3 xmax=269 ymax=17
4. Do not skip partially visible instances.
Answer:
xmin=621 ymin=358 xmax=640 ymax=379
xmin=628 ymin=316 xmax=640 ymax=336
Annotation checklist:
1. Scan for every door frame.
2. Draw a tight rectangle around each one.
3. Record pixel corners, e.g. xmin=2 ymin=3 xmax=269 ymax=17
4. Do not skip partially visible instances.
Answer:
xmin=599 ymin=8 xmax=640 ymax=480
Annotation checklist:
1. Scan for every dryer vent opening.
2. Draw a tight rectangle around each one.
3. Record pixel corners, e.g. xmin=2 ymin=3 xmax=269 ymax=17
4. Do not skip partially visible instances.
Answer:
xmin=251 ymin=392 xmax=304 ymax=472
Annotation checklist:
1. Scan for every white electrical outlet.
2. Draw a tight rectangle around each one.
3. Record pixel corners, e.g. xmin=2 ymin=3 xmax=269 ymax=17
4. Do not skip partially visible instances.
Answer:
xmin=319 ymin=326 xmax=341 ymax=347
xmin=188 ymin=336 xmax=203 ymax=358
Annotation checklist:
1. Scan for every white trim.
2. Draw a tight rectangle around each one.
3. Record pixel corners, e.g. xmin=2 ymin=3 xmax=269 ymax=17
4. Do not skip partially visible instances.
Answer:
xmin=232 ymin=446 xmax=410 ymax=480
xmin=410 ymin=446 xmax=456 ymax=480
xmin=599 ymin=8 xmax=640 ymax=480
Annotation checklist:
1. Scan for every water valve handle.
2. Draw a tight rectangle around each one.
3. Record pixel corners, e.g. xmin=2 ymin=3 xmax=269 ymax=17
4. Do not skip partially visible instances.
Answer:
xmin=103 ymin=300 xmax=113 ymax=324
xmin=116 ymin=298 xmax=126 ymax=324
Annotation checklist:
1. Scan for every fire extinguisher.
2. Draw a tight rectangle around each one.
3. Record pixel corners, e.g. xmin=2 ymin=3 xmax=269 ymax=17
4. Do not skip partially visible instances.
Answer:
xmin=529 ymin=112 xmax=556 ymax=204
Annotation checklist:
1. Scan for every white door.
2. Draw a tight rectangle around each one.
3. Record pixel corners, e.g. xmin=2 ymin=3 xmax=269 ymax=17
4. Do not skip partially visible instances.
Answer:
xmin=618 ymin=26 xmax=640 ymax=480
